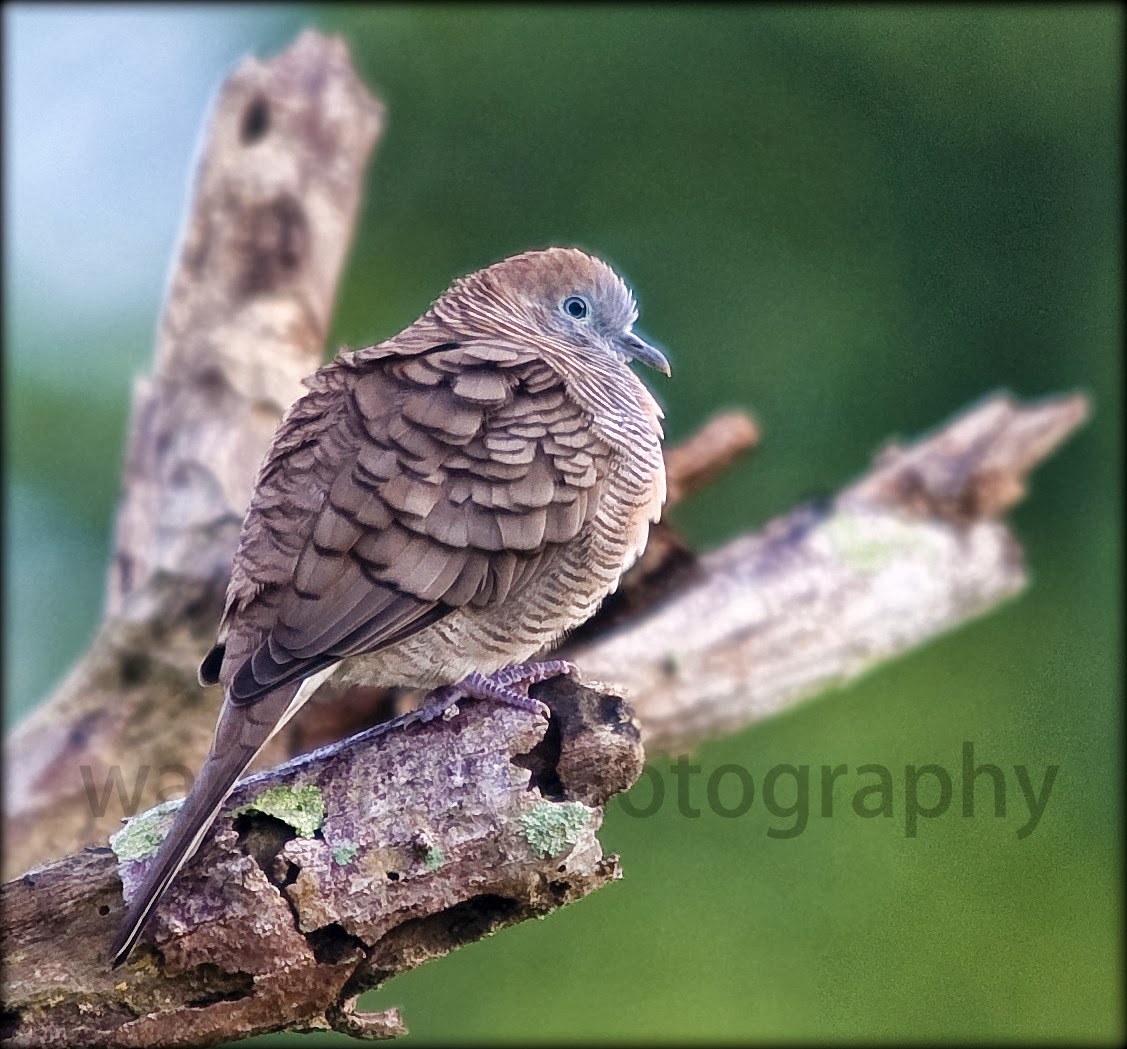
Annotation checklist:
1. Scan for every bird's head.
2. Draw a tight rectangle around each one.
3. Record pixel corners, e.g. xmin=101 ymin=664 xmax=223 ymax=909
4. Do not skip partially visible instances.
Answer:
xmin=446 ymin=247 xmax=671 ymax=378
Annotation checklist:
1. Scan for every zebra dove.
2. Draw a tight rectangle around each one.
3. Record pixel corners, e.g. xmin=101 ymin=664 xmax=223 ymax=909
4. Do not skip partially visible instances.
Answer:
xmin=112 ymin=246 xmax=669 ymax=965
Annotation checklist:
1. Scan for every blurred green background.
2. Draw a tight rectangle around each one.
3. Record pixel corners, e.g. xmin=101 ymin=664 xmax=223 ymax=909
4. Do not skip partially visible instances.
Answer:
xmin=4 ymin=4 xmax=1121 ymax=1043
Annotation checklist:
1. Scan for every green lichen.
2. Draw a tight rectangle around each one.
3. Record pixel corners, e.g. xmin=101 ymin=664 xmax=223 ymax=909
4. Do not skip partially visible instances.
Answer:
xmin=519 ymin=801 xmax=592 ymax=858
xmin=332 ymin=840 xmax=359 ymax=866
xmin=424 ymin=844 xmax=446 ymax=871
xmin=109 ymin=798 xmax=182 ymax=863
xmin=821 ymin=512 xmax=930 ymax=574
xmin=235 ymin=785 xmax=324 ymax=838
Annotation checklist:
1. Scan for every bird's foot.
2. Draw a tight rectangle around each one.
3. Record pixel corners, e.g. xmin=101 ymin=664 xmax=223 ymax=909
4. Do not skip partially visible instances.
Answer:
xmin=421 ymin=660 xmax=578 ymax=721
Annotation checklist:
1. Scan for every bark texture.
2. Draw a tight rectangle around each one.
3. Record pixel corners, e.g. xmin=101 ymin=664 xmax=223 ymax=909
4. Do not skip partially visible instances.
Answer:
xmin=566 ymin=391 xmax=1088 ymax=752
xmin=2 ymin=679 xmax=642 ymax=1047
xmin=4 ymin=30 xmax=384 ymax=880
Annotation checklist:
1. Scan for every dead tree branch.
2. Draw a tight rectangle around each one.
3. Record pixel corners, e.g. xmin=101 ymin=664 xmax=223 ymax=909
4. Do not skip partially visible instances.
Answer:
xmin=2 ymin=680 xmax=643 ymax=1047
xmin=566 ymin=391 xmax=1089 ymax=752
xmin=3 ymin=30 xmax=384 ymax=880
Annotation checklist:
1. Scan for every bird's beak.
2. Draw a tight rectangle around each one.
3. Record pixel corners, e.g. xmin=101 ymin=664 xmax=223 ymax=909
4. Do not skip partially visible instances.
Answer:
xmin=619 ymin=331 xmax=671 ymax=376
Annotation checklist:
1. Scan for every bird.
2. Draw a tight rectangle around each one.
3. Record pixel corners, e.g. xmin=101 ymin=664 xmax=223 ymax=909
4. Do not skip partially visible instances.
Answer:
xmin=111 ymin=246 xmax=670 ymax=966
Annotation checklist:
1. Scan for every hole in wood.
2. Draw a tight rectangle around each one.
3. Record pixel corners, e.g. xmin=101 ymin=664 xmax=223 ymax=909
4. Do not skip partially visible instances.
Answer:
xmin=241 ymin=96 xmax=270 ymax=144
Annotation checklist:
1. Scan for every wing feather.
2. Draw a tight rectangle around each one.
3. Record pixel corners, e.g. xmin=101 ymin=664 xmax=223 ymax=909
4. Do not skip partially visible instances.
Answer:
xmin=215 ymin=334 xmax=611 ymax=705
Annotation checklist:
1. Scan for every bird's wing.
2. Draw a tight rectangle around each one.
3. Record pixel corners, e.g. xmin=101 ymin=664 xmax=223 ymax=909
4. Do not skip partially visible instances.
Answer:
xmin=212 ymin=338 xmax=610 ymax=705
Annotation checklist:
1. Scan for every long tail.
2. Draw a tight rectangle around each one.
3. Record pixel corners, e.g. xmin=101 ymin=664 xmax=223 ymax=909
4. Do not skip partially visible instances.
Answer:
xmin=110 ymin=680 xmax=304 ymax=967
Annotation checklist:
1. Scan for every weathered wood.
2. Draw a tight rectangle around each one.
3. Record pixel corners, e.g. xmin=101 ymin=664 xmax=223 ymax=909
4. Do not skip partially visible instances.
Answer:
xmin=1 ymin=679 xmax=643 ymax=1047
xmin=3 ymin=30 xmax=384 ymax=880
xmin=569 ymin=392 xmax=1088 ymax=752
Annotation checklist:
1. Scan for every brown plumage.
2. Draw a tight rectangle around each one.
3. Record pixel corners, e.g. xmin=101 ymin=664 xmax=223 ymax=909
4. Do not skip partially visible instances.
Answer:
xmin=111 ymin=247 xmax=669 ymax=966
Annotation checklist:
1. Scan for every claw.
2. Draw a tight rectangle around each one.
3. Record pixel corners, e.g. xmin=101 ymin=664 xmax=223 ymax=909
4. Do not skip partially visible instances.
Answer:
xmin=422 ymin=660 xmax=577 ymax=721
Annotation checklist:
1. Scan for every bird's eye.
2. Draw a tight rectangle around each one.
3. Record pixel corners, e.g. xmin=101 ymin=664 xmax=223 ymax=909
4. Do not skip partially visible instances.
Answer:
xmin=563 ymin=296 xmax=588 ymax=320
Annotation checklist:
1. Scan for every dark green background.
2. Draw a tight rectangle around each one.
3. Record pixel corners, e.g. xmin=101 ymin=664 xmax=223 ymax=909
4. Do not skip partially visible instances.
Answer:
xmin=5 ymin=5 xmax=1121 ymax=1043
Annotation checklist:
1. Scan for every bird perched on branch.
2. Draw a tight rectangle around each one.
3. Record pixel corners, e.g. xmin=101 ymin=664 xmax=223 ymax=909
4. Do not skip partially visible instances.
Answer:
xmin=111 ymin=246 xmax=670 ymax=966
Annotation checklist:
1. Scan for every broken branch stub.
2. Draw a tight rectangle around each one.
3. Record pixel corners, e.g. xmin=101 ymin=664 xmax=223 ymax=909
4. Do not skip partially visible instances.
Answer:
xmin=2 ymin=30 xmax=385 ymax=882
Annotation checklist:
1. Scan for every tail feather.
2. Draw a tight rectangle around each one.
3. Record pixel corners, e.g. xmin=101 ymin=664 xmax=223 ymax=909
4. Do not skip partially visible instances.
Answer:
xmin=110 ymin=681 xmax=302 ymax=967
